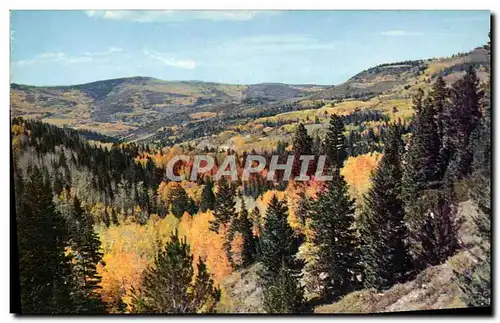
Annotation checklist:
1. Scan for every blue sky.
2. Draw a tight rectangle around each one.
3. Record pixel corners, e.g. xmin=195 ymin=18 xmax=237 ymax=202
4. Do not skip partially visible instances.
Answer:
xmin=10 ymin=10 xmax=490 ymax=86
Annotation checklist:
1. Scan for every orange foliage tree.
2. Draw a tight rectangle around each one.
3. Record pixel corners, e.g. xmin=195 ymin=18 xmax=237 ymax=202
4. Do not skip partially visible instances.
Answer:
xmin=178 ymin=211 xmax=232 ymax=285
xmin=341 ymin=152 xmax=382 ymax=206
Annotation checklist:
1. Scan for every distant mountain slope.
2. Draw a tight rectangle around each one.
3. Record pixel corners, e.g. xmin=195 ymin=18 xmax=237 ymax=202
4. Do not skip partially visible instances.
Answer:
xmin=10 ymin=47 xmax=489 ymax=138
xmin=313 ymin=47 xmax=489 ymax=100
xmin=10 ymin=77 xmax=325 ymax=136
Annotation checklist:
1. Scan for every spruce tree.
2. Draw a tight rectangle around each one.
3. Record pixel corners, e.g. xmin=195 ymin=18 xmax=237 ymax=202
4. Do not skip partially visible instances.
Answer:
xmin=431 ymin=76 xmax=449 ymax=141
xmin=361 ymin=125 xmax=412 ymax=290
xmin=200 ymin=179 xmax=216 ymax=212
xmin=291 ymin=123 xmax=314 ymax=178
xmin=263 ymin=266 xmax=305 ymax=313
xmin=16 ymin=165 xmax=75 ymax=313
xmin=416 ymin=194 xmax=459 ymax=267
xmin=209 ymin=178 xmax=236 ymax=233
xmin=133 ymin=231 xmax=220 ymax=313
xmin=443 ymin=67 xmax=481 ymax=179
xmin=189 ymin=257 xmax=222 ymax=313
xmin=69 ymin=197 xmax=106 ymax=313
xmin=170 ymin=184 xmax=190 ymax=218
xmin=258 ymin=194 xmax=299 ymax=281
xmin=308 ymin=169 xmax=360 ymax=298
xmin=324 ymin=114 xmax=347 ymax=171
xmin=402 ymin=90 xmax=443 ymax=228
xmin=226 ymin=194 xmax=257 ymax=269
xmin=469 ymin=71 xmax=491 ymax=216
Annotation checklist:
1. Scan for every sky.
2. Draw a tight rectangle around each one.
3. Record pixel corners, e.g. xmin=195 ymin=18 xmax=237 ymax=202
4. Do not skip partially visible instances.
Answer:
xmin=10 ymin=10 xmax=490 ymax=86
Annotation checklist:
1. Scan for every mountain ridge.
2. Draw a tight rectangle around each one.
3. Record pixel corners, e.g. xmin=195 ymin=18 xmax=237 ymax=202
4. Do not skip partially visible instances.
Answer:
xmin=10 ymin=46 xmax=489 ymax=139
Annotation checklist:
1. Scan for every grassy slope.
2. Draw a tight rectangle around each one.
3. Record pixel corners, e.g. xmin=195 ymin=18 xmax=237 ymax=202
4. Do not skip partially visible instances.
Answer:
xmin=10 ymin=78 xmax=324 ymax=137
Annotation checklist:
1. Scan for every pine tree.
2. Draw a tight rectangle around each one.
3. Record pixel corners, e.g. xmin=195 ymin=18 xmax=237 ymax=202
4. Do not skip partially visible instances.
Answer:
xmin=443 ymin=67 xmax=482 ymax=179
xmin=416 ymin=194 xmax=459 ymax=267
xmin=16 ymin=165 xmax=75 ymax=313
xmin=469 ymin=67 xmax=491 ymax=216
xmin=308 ymin=169 xmax=360 ymax=298
xmin=324 ymin=114 xmax=347 ymax=171
xmin=170 ymin=184 xmax=190 ymax=218
xmin=431 ymin=76 xmax=449 ymax=141
xmin=133 ymin=231 xmax=220 ymax=313
xmin=189 ymin=257 xmax=222 ymax=313
xmin=69 ymin=197 xmax=106 ymax=313
xmin=263 ymin=266 xmax=305 ymax=313
xmin=200 ymin=179 xmax=216 ymax=212
xmin=291 ymin=123 xmax=314 ymax=178
xmin=209 ymin=178 xmax=236 ymax=233
xmin=361 ymin=125 xmax=412 ymax=290
xmin=402 ymin=90 xmax=443 ymax=228
xmin=258 ymin=194 xmax=299 ymax=282
xmin=237 ymin=195 xmax=257 ymax=268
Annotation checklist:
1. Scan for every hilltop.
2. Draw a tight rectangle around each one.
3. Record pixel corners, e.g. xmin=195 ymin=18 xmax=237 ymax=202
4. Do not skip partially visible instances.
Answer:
xmin=10 ymin=77 xmax=326 ymax=137
xmin=10 ymin=46 xmax=489 ymax=142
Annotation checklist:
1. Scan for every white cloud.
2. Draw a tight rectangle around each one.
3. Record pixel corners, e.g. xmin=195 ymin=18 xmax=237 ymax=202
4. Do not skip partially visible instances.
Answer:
xmin=12 ymin=47 xmax=122 ymax=67
xmin=13 ymin=52 xmax=91 ymax=66
xmin=379 ymin=30 xmax=423 ymax=37
xmin=85 ymin=10 xmax=278 ymax=23
xmin=144 ymin=50 xmax=196 ymax=69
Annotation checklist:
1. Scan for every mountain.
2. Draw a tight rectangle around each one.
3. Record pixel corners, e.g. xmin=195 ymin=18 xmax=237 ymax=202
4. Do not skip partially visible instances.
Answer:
xmin=313 ymin=47 xmax=489 ymax=100
xmin=10 ymin=47 xmax=489 ymax=140
xmin=10 ymin=77 xmax=326 ymax=137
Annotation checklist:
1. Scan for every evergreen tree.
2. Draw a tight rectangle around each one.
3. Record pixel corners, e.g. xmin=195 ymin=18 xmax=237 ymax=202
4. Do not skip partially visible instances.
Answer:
xmin=291 ymin=123 xmax=314 ymax=178
xmin=187 ymin=196 xmax=199 ymax=216
xmin=170 ymin=184 xmax=190 ymax=218
xmin=133 ymin=231 xmax=220 ymax=313
xmin=263 ymin=266 xmax=305 ymax=314
xmin=200 ymin=179 xmax=216 ymax=212
xmin=402 ymin=90 xmax=443 ymax=228
xmin=443 ymin=67 xmax=482 ymax=179
xmin=416 ymin=194 xmax=459 ymax=267
xmin=258 ymin=194 xmax=299 ymax=282
xmin=469 ymin=68 xmax=491 ymax=216
xmin=69 ymin=197 xmax=106 ymax=313
xmin=431 ymin=76 xmax=449 ymax=141
xmin=16 ymin=165 xmax=75 ymax=313
xmin=361 ymin=125 xmax=412 ymax=290
xmin=324 ymin=114 xmax=347 ymax=171
xmin=308 ymin=170 xmax=360 ymax=299
xmin=209 ymin=178 xmax=236 ymax=233
xmin=236 ymin=195 xmax=257 ymax=268
xmin=189 ymin=257 xmax=222 ymax=313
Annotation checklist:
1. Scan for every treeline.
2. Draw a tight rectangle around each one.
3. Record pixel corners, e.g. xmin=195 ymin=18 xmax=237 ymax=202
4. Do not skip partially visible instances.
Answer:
xmin=150 ymin=101 xmax=321 ymax=147
xmin=12 ymin=118 xmax=166 ymax=225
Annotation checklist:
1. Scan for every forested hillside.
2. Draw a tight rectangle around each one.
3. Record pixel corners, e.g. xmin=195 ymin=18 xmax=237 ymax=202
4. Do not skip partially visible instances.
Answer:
xmin=11 ymin=40 xmax=491 ymax=314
